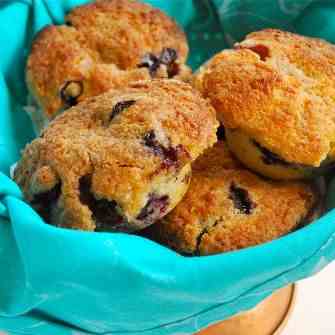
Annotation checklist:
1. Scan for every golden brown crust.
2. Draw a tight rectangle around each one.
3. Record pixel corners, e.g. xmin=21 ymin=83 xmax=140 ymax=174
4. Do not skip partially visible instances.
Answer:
xmin=192 ymin=141 xmax=242 ymax=173
xmin=149 ymin=142 xmax=316 ymax=255
xmin=26 ymin=0 xmax=190 ymax=121
xmin=15 ymin=80 xmax=218 ymax=231
xmin=26 ymin=25 xmax=97 ymax=118
xmin=195 ymin=29 xmax=335 ymax=167
xmin=66 ymin=0 xmax=188 ymax=69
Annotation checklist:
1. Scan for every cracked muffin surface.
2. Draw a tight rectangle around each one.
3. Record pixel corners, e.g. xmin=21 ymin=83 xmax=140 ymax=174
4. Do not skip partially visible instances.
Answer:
xmin=26 ymin=0 xmax=191 ymax=131
xmin=146 ymin=142 xmax=318 ymax=255
xmin=14 ymin=80 xmax=218 ymax=232
xmin=194 ymin=29 xmax=335 ymax=180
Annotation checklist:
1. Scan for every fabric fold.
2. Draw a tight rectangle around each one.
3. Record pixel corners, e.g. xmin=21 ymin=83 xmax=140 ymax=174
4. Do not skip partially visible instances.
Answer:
xmin=1 ymin=0 xmax=335 ymax=334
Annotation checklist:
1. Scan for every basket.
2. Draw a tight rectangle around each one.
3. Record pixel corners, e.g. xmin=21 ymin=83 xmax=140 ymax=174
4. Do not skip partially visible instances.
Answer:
xmin=1 ymin=1 xmax=335 ymax=334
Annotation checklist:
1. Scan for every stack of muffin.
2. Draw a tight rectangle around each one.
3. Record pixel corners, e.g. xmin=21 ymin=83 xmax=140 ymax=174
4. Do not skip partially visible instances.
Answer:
xmin=15 ymin=0 xmax=335 ymax=256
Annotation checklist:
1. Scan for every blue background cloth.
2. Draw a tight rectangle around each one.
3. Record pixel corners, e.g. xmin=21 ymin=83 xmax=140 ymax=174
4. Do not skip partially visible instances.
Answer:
xmin=1 ymin=1 xmax=335 ymax=334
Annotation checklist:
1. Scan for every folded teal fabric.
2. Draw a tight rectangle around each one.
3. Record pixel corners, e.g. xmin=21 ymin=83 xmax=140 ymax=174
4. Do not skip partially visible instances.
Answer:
xmin=1 ymin=1 xmax=335 ymax=334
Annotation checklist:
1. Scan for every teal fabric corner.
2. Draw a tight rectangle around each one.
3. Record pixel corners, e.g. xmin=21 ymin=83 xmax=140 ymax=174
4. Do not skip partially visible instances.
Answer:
xmin=1 ymin=1 xmax=335 ymax=334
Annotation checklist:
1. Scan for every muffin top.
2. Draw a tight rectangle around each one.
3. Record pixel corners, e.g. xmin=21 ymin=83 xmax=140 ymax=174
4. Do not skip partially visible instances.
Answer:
xmin=151 ymin=142 xmax=316 ymax=255
xmin=66 ymin=0 xmax=188 ymax=69
xmin=192 ymin=141 xmax=242 ymax=173
xmin=195 ymin=29 xmax=335 ymax=167
xmin=14 ymin=80 xmax=218 ymax=231
xmin=26 ymin=0 xmax=190 ymax=119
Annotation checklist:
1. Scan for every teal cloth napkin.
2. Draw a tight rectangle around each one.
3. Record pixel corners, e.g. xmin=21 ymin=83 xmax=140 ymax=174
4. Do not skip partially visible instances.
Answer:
xmin=1 ymin=1 xmax=335 ymax=334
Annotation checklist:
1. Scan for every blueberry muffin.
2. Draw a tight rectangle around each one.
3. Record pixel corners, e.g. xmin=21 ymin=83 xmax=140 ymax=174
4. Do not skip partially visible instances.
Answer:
xmin=146 ymin=142 xmax=320 ymax=255
xmin=26 ymin=0 xmax=191 ymax=132
xmin=14 ymin=80 xmax=218 ymax=232
xmin=194 ymin=29 xmax=335 ymax=180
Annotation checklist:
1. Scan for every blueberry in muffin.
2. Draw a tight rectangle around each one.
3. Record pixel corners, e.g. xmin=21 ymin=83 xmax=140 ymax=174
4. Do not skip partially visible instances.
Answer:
xmin=145 ymin=142 xmax=321 ymax=255
xmin=14 ymin=80 xmax=218 ymax=232
xmin=194 ymin=29 xmax=335 ymax=180
xmin=26 ymin=0 xmax=192 ymax=133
